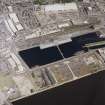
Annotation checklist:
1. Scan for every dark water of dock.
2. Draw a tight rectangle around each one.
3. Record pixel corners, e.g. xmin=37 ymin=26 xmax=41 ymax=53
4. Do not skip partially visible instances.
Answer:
xmin=19 ymin=47 xmax=63 ymax=68
xmin=59 ymin=32 xmax=105 ymax=58
xmin=19 ymin=32 xmax=105 ymax=68
xmin=12 ymin=71 xmax=105 ymax=105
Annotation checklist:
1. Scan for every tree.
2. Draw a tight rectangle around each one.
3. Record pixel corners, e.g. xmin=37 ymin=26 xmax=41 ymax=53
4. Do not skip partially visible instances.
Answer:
xmin=33 ymin=0 xmax=46 ymax=5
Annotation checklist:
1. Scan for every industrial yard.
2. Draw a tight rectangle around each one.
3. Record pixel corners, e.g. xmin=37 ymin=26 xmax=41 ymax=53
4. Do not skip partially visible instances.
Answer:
xmin=0 ymin=0 xmax=105 ymax=105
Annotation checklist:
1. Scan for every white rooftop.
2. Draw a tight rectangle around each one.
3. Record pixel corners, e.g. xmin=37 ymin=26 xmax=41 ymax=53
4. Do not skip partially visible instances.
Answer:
xmin=44 ymin=3 xmax=78 ymax=12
